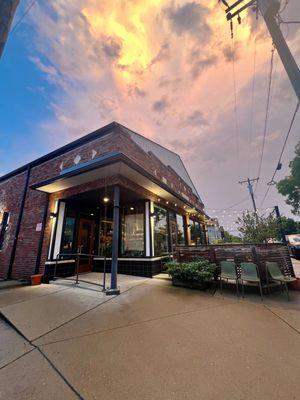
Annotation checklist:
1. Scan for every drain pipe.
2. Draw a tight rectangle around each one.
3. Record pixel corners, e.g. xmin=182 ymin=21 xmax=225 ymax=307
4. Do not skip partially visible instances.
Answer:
xmin=6 ymin=164 xmax=31 ymax=280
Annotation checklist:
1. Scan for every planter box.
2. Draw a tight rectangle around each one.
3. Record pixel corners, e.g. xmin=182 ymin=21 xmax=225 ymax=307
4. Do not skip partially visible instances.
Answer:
xmin=289 ymin=278 xmax=300 ymax=291
xmin=172 ymin=278 xmax=210 ymax=291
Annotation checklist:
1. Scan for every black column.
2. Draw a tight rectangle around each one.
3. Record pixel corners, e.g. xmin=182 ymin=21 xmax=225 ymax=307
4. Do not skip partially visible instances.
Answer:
xmin=106 ymin=185 xmax=120 ymax=295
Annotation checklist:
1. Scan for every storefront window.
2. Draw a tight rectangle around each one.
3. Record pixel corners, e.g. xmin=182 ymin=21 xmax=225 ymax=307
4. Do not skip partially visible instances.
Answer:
xmin=98 ymin=206 xmax=113 ymax=257
xmin=190 ymin=219 xmax=201 ymax=246
xmin=61 ymin=216 xmax=76 ymax=254
xmin=176 ymin=214 xmax=185 ymax=245
xmin=121 ymin=205 xmax=144 ymax=257
xmin=154 ymin=205 xmax=169 ymax=256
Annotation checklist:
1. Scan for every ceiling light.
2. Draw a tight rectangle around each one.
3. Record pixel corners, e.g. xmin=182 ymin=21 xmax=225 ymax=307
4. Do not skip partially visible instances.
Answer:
xmin=103 ymin=196 xmax=109 ymax=203
xmin=130 ymin=207 xmax=134 ymax=211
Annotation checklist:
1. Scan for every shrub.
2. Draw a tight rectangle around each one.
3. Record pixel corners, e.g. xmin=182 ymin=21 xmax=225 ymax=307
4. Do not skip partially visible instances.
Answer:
xmin=166 ymin=258 xmax=216 ymax=282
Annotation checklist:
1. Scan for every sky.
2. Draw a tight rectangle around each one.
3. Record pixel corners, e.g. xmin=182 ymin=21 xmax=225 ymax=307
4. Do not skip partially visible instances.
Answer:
xmin=0 ymin=0 xmax=299 ymax=233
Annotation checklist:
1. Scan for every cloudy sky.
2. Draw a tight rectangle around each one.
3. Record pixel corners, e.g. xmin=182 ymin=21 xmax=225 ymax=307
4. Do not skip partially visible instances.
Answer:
xmin=0 ymin=0 xmax=299 ymax=232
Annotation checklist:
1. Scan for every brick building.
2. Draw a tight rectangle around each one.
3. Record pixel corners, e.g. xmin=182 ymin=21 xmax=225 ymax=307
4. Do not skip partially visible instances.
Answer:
xmin=0 ymin=122 xmax=207 ymax=282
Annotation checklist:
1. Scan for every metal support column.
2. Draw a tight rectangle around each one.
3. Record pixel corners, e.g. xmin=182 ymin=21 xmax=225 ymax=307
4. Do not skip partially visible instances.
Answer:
xmin=106 ymin=186 xmax=120 ymax=295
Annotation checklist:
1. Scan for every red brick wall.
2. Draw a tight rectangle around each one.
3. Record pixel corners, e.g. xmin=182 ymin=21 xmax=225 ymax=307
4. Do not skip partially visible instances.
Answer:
xmin=0 ymin=127 xmax=203 ymax=280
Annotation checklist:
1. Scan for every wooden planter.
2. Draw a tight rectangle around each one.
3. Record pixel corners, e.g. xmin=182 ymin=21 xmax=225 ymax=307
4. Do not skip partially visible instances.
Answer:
xmin=289 ymin=278 xmax=300 ymax=291
xmin=172 ymin=278 xmax=210 ymax=291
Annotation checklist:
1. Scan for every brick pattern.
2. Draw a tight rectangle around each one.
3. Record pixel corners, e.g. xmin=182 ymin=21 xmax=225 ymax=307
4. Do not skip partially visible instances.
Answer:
xmin=0 ymin=127 xmax=204 ymax=280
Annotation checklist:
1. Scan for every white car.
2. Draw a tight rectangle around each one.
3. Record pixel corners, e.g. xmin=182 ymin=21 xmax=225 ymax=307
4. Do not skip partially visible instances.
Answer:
xmin=286 ymin=234 xmax=300 ymax=259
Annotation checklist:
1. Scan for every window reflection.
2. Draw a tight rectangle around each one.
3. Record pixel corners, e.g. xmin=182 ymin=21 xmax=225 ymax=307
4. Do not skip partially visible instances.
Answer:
xmin=154 ymin=205 xmax=169 ymax=256
xmin=121 ymin=205 xmax=144 ymax=257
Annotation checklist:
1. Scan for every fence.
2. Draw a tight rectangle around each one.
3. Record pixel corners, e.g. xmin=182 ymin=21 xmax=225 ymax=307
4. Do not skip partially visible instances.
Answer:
xmin=175 ymin=244 xmax=295 ymax=282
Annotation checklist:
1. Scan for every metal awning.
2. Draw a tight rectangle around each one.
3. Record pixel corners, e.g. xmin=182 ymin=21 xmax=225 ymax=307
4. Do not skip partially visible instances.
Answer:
xmin=31 ymin=152 xmax=201 ymax=213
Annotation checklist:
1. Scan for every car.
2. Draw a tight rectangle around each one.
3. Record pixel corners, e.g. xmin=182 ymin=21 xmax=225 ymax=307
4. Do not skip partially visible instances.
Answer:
xmin=286 ymin=234 xmax=300 ymax=259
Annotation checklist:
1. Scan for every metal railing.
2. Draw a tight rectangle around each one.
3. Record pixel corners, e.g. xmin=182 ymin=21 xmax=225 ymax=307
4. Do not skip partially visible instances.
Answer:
xmin=53 ymin=251 xmax=107 ymax=291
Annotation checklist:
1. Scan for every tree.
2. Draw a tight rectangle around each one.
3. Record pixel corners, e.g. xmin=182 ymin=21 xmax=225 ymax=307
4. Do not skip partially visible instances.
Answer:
xmin=223 ymin=231 xmax=242 ymax=243
xmin=277 ymin=142 xmax=300 ymax=216
xmin=278 ymin=216 xmax=300 ymax=240
xmin=236 ymin=211 xmax=279 ymax=244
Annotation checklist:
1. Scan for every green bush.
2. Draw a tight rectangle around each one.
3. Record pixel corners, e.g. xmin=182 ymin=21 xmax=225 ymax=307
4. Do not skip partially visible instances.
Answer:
xmin=166 ymin=258 xmax=216 ymax=282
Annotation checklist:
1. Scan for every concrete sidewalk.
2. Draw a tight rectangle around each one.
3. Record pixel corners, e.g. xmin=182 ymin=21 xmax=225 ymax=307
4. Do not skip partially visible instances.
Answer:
xmin=1 ymin=273 xmax=300 ymax=400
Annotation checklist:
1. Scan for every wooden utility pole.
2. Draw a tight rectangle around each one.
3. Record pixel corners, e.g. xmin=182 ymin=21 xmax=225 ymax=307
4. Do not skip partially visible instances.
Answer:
xmin=224 ymin=0 xmax=300 ymax=102
xmin=0 ymin=0 xmax=20 ymax=58
xmin=239 ymin=177 xmax=259 ymax=213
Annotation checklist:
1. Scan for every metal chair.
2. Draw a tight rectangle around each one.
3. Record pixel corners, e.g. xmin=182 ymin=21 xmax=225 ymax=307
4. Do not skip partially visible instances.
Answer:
xmin=266 ymin=261 xmax=296 ymax=301
xmin=240 ymin=262 xmax=263 ymax=301
xmin=219 ymin=261 xmax=239 ymax=296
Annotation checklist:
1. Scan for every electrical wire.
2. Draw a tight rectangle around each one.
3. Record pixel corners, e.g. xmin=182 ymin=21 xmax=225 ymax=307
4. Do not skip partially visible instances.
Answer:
xmin=231 ymin=36 xmax=241 ymax=174
xmin=260 ymin=100 xmax=300 ymax=207
xmin=255 ymin=45 xmax=275 ymax=189
xmin=247 ymin=15 xmax=258 ymax=176
xmin=10 ymin=0 xmax=38 ymax=35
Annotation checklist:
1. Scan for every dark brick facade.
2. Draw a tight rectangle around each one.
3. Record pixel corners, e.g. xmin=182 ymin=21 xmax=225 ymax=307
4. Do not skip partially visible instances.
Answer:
xmin=0 ymin=123 xmax=204 ymax=280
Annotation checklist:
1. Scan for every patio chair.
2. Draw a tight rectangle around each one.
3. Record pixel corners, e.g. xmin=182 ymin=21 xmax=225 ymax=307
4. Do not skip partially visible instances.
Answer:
xmin=266 ymin=261 xmax=296 ymax=301
xmin=219 ymin=261 xmax=239 ymax=296
xmin=240 ymin=262 xmax=263 ymax=301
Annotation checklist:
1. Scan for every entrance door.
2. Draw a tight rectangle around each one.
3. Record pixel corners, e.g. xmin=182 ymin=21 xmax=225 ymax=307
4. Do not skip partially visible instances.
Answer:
xmin=77 ymin=218 xmax=95 ymax=272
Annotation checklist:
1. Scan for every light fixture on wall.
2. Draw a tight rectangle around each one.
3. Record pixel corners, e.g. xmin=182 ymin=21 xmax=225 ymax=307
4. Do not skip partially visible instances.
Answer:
xmin=50 ymin=212 xmax=57 ymax=219
xmin=103 ymin=196 xmax=109 ymax=203
xmin=90 ymin=213 xmax=94 ymax=216
xmin=166 ymin=201 xmax=169 ymax=205
xmin=130 ymin=206 xmax=134 ymax=211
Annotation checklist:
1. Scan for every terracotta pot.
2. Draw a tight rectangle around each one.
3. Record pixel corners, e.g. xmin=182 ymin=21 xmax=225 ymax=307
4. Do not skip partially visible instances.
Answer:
xmin=31 ymin=274 xmax=43 ymax=286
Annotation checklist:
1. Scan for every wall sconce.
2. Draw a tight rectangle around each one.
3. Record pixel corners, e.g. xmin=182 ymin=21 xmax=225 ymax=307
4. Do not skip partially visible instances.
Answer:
xmin=50 ymin=212 xmax=57 ymax=219
xmin=103 ymin=196 xmax=109 ymax=203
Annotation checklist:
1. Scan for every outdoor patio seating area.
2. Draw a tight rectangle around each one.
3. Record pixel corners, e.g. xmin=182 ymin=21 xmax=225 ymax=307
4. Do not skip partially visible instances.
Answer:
xmin=219 ymin=260 xmax=297 ymax=301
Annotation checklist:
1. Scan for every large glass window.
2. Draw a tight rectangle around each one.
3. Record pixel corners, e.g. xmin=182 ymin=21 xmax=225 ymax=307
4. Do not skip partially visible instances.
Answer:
xmin=61 ymin=216 xmax=76 ymax=254
xmin=190 ymin=219 xmax=201 ymax=246
xmin=121 ymin=205 xmax=144 ymax=257
xmin=154 ymin=205 xmax=169 ymax=256
xmin=0 ymin=211 xmax=10 ymax=251
xmin=176 ymin=214 xmax=186 ymax=245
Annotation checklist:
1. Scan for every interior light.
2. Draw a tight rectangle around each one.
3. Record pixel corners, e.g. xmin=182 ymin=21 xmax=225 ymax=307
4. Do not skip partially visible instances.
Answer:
xmin=130 ymin=207 xmax=134 ymax=211
xmin=90 ymin=213 xmax=94 ymax=216
xmin=103 ymin=196 xmax=109 ymax=203
xmin=157 ymin=198 xmax=161 ymax=202
xmin=166 ymin=201 xmax=169 ymax=204
xmin=174 ymin=203 xmax=177 ymax=207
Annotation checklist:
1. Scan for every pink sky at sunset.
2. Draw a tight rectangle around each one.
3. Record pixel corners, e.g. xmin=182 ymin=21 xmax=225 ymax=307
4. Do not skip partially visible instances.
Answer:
xmin=7 ymin=1 xmax=300 ymax=232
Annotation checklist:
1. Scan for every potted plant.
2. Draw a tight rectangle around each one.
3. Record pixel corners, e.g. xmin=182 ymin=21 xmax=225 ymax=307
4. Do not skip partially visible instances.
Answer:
xmin=166 ymin=258 xmax=216 ymax=290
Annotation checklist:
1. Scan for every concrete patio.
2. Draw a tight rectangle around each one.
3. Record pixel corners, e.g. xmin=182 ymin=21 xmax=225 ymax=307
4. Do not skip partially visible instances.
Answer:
xmin=1 ymin=272 xmax=300 ymax=400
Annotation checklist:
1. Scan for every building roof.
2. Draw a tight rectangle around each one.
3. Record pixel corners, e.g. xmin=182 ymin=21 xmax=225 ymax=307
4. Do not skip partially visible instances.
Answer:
xmin=0 ymin=121 xmax=201 ymax=201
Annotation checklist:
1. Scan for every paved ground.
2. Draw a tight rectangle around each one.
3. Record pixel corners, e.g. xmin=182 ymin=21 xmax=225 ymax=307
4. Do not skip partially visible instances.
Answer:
xmin=1 ymin=273 xmax=300 ymax=400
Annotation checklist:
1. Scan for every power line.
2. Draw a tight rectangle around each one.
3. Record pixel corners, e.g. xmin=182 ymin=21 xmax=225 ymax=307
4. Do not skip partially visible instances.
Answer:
xmin=247 ymin=14 xmax=258 ymax=176
xmin=10 ymin=0 xmax=37 ymax=35
xmin=231 ymin=36 xmax=240 ymax=172
xmin=256 ymin=45 xmax=275 ymax=188
xmin=260 ymin=100 xmax=300 ymax=207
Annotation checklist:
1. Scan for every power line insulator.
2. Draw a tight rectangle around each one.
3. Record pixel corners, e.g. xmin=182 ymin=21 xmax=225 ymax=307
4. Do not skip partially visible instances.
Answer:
xmin=276 ymin=162 xmax=282 ymax=170
xmin=237 ymin=14 xmax=242 ymax=24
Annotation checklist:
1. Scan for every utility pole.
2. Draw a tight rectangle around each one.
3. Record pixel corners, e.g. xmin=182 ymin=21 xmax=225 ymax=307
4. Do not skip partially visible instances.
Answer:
xmin=0 ymin=0 xmax=20 ymax=58
xmin=274 ymin=205 xmax=287 ymax=244
xmin=223 ymin=0 xmax=300 ymax=102
xmin=239 ymin=177 xmax=259 ymax=213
